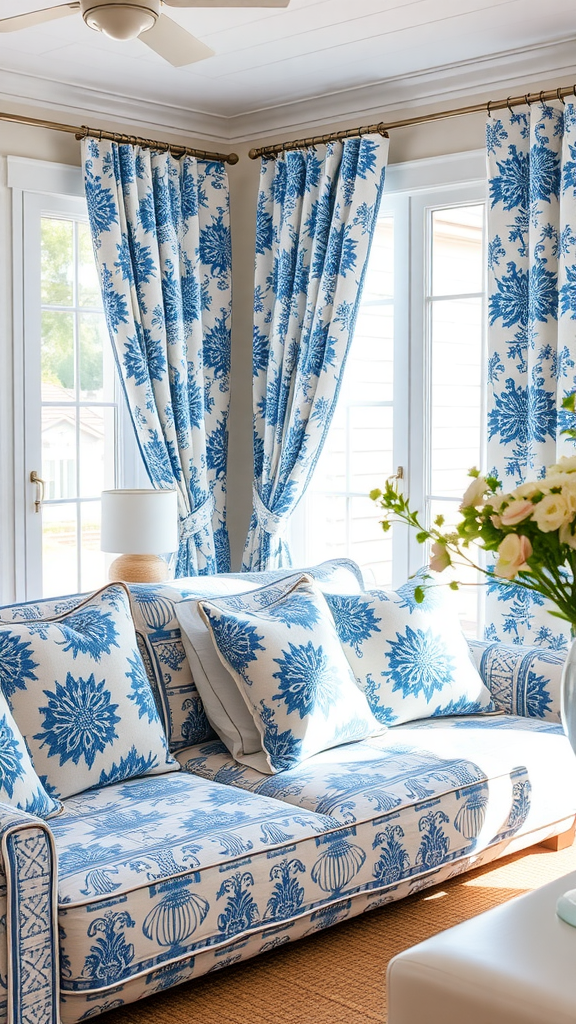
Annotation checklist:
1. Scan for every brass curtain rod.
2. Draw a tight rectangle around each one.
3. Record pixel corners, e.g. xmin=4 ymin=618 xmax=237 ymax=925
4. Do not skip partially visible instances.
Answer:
xmin=248 ymin=82 xmax=576 ymax=160
xmin=0 ymin=110 xmax=239 ymax=164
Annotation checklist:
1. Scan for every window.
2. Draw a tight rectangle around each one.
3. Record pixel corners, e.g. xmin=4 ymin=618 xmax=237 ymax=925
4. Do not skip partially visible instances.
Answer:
xmin=295 ymin=152 xmax=487 ymax=631
xmin=10 ymin=158 xmax=145 ymax=601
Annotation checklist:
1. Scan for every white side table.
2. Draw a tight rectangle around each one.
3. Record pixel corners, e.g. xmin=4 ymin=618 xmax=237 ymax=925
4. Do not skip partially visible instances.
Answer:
xmin=387 ymin=870 xmax=576 ymax=1024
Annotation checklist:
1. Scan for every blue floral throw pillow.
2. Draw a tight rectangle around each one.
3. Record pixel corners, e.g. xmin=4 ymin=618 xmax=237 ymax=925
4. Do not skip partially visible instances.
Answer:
xmin=0 ymin=584 xmax=179 ymax=799
xmin=0 ymin=688 xmax=61 ymax=818
xmin=198 ymin=575 xmax=384 ymax=774
xmin=325 ymin=586 xmax=494 ymax=726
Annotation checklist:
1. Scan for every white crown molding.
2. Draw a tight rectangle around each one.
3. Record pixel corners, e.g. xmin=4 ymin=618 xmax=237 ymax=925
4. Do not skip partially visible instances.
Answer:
xmin=229 ymin=34 xmax=576 ymax=142
xmin=0 ymin=34 xmax=575 ymax=146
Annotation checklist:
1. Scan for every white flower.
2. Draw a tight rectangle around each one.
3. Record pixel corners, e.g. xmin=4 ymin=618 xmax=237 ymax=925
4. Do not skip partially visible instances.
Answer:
xmin=532 ymin=493 xmax=571 ymax=533
xmin=500 ymin=499 xmax=534 ymax=526
xmin=494 ymin=534 xmax=533 ymax=579
xmin=550 ymin=456 xmax=576 ymax=473
xmin=461 ymin=475 xmax=488 ymax=510
xmin=560 ymin=522 xmax=576 ymax=550
xmin=513 ymin=481 xmax=541 ymax=500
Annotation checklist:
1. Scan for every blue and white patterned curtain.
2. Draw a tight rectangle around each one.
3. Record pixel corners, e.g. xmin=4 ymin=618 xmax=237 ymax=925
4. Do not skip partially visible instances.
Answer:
xmin=82 ymin=139 xmax=232 ymax=576
xmin=243 ymin=135 xmax=389 ymax=571
xmin=486 ymin=102 xmax=576 ymax=648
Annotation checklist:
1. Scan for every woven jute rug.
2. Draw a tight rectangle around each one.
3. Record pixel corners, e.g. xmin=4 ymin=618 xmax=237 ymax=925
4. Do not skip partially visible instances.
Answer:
xmin=103 ymin=843 xmax=576 ymax=1024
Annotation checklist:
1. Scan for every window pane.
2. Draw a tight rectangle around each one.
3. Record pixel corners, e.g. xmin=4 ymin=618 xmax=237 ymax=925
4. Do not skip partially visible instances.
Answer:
xmin=363 ymin=216 xmax=394 ymax=301
xmin=305 ymin=493 xmax=348 ymax=561
xmin=78 ymin=222 xmax=102 ymax=308
xmin=41 ymin=218 xmax=74 ymax=306
xmin=79 ymin=312 xmax=109 ymax=400
xmin=349 ymin=405 xmax=393 ymax=493
xmin=41 ymin=310 xmax=75 ymax=391
xmin=42 ymin=504 xmax=78 ymax=597
xmin=42 ymin=407 xmax=77 ymax=500
xmin=349 ymin=495 xmax=392 ymax=587
xmin=432 ymin=205 xmax=483 ymax=296
xmin=430 ymin=499 xmax=482 ymax=635
xmin=347 ymin=306 xmax=394 ymax=403
xmin=80 ymin=502 xmax=106 ymax=591
xmin=430 ymin=297 xmax=483 ymax=499
xmin=79 ymin=407 xmax=115 ymax=498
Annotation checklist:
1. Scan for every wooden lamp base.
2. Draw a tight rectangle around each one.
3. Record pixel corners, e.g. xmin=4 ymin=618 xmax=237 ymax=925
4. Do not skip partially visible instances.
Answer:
xmin=108 ymin=554 xmax=170 ymax=584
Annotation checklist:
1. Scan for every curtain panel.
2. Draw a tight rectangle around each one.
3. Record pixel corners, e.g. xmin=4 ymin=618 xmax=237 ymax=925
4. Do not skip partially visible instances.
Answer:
xmin=243 ymin=134 xmax=389 ymax=571
xmin=486 ymin=102 xmax=576 ymax=647
xmin=82 ymin=139 xmax=232 ymax=576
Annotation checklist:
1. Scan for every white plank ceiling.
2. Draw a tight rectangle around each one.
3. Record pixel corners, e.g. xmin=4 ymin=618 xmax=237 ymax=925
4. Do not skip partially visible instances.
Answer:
xmin=0 ymin=0 xmax=575 ymax=121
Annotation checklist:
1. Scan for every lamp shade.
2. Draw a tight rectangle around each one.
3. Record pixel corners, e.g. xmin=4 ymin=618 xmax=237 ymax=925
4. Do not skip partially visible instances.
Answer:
xmin=101 ymin=489 xmax=179 ymax=555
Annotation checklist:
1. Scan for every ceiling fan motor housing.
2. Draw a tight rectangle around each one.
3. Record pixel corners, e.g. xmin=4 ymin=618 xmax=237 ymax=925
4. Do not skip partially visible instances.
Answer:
xmin=81 ymin=0 xmax=160 ymax=40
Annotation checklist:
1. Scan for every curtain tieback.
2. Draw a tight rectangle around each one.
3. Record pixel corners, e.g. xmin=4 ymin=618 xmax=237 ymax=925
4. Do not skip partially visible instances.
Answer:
xmin=179 ymin=493 xmax=215 ymax=540
xmin=253 ymin=487 xmax=287 ymax=538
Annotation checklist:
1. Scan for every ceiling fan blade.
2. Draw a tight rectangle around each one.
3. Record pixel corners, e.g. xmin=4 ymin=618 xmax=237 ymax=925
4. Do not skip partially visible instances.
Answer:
xmin=139 ymin=14 xmax=214 ymax=66
xmin=0 ymin=3 xmax=79 ymax=32
xmin=164 ymin=0 xmax=290 ymax=7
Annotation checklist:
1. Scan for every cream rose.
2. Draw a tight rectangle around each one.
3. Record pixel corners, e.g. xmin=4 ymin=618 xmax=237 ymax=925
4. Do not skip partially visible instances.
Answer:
xmin=460 ymin=475 xmax=488 ymax=509
xmin=532 ymin=493 xmax=571 ymax=532
xmin=513 ymin=481 xmax=541 ymax=500
xmin=560 ymin=522 xmax=576 ymax=550
xmin=429 ymin=541 xmax=451 ymax=573
xmin=550 ymin=456 xmax=576 ymax=473
xmin=500 ymin=499 xmax=534 ymax=526
xmin=494 ymin=534 xmax=533 ymax=579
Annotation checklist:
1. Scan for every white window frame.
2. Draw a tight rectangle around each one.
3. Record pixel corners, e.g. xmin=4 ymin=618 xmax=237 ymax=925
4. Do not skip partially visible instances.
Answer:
xmin=292 ymin=149 xmax=488 ymax=597
xmin=9 ymin=156 xmax=146 ymax=601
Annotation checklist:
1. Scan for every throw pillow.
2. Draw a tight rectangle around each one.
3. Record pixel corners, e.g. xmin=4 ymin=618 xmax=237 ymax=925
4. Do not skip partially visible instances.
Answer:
xmin=325 ymin=584 xmax=494 ymax=726
xmin=0 ymin=688 xmax=61 ymax=818
xmin=198 ymin=575 xmax=384 ymax=773
xmin=0 ymin=583 xmax=179 ymax=799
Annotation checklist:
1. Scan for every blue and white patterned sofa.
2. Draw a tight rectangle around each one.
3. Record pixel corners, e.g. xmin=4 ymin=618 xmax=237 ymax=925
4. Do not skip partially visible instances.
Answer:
xmin=1 ymin=560 xmax=575 ymax=1024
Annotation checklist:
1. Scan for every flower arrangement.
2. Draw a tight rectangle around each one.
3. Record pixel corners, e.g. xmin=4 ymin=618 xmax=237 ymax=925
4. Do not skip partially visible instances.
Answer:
xmin=370 ymin=398 xmax=576 ymax=629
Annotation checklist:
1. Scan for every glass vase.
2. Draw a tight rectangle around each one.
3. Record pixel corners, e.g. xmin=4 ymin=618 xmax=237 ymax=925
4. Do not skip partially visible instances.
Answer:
xmin=556 ymin=637 xmax=576 ymax=926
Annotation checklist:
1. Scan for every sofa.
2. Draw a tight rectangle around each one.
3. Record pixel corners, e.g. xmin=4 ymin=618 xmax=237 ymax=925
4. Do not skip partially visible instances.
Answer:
xmin=0 ymin=558 xmax=575 ymax=1024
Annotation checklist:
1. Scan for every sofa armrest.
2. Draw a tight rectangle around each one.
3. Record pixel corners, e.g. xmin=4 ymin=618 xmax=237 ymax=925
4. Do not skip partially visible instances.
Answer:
xmin=0 ymin=804 xmax=59 ymax=1024
xmin=468 ymin=638 xmax=566 ymax=723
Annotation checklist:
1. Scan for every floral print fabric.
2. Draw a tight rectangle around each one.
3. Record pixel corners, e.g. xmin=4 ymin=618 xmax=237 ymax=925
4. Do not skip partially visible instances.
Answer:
xmin=486 ymin=102 xmax=576 ymax=646
xmin=243 ymin=135 xmax=389 ymax=570
xmin=0 ymin=688 xmax=60 ymax=818
xmin=82 ymin=139 xmax=232 ymax=576
xmin=199 ymin=576 xmax=383 ymax=772
xmin=0 ymin=584 xmax=178 ymax=799
xmin=325 ymin=587 xmax=493 ymax=725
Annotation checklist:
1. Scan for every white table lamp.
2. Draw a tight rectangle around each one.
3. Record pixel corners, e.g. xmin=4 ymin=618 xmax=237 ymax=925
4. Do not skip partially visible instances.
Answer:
xmin=101 ymin=489 xmax=178 ymax=583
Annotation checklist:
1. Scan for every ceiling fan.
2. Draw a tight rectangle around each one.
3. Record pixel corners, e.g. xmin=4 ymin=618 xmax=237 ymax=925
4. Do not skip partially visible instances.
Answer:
xmin=0 ymin=0 xmax=290 ymax=66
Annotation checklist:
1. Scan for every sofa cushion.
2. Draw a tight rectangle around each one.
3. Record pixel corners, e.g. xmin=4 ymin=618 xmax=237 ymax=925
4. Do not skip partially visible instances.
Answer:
xmin=52 ymin=715 xmax=576 ymax=1004
xmin=0 ymin=687 xmax=61 ymax=817
xmin=0 ymin=584 xmax=178 ymax=799
xmin=325 ymin=586 xmax=493 ymax=725
xmin=198 ymin=575 xmax=383 ymax=772
xmin=178 ymin=715 xmax=576 ymax=836
xmin=126 ymin=558 xmax=365 ymax=752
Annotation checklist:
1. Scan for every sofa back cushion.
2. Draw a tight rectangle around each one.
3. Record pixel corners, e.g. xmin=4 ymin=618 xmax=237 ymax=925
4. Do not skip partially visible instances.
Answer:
xmin=0 ymin=584 xmax=179 ymax=799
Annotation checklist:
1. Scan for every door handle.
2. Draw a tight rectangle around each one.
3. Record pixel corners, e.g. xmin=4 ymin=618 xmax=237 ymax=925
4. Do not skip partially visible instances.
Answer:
xmin=30 ymin=471 xmax=45 ymax=513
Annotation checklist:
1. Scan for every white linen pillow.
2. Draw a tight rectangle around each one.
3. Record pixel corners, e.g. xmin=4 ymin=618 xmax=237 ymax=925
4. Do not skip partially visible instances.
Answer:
xmin=1 ymin=583 xmax=179 ymax=799
xmin=198 ymin=575 xmax=384 ymax=774
xmin=325 ymin=584 xmax=494 ymax=726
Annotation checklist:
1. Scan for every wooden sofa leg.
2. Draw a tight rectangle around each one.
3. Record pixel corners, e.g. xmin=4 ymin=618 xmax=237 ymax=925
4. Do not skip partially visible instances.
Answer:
xmin=540 ymin=821 xmax=576 ymax=852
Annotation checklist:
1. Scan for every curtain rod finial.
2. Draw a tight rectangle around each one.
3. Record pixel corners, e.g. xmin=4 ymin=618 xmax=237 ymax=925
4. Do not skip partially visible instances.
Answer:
xmin=227 ymin=153 xmax=240 ymax=165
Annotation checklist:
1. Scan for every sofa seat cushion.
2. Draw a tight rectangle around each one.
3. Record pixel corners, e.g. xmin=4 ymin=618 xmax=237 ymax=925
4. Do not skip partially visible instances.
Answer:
xmin=179 ymin=715 xmax=576 ymax=838
xmin=51 ymin=771 xmax=340 ymax=993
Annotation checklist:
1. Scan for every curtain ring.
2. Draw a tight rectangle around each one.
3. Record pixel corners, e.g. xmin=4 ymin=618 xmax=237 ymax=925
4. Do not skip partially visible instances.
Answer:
xmin=487 ymin=99 xmax=493 ymax=117
xmin=524 ymin=93 xmax=531 ymax=107
xmin=506 ymin=96 xmax=514 ymax=113
xmin=557 ymin=87 xmax=566 ymax=105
